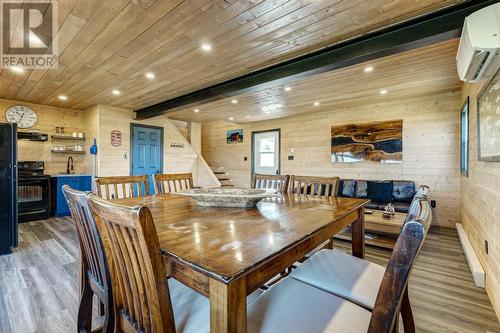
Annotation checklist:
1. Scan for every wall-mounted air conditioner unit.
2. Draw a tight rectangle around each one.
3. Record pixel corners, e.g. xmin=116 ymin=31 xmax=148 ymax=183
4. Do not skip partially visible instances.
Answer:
xmin=457 ymin=3 xmax=500 ymax=82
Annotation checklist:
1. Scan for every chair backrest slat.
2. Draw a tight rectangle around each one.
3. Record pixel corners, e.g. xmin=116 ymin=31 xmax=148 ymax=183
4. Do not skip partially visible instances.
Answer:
xmin=153 ymin=173 xmax=194 ymax=194
xmin=95 ymin=176 xmax=150 ymax=200
xmin=62 ymin=185 xmax=114 ymax=332
xmin=89 ymin=194 xmax=176 ymax=333
xmin=252 ymin=174 xmax=290 ymax=194
xmin=369 ymin=198 xmax=433 ymax=333
xmin=289 ymin=175 xmax=339 ymax=197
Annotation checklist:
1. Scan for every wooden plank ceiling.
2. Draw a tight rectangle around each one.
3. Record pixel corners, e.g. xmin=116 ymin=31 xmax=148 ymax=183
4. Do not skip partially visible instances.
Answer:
xmin=167 ymin=39 xmax=462 ymax=123
xmin=0 ymin=0 xmax=463 ymax=111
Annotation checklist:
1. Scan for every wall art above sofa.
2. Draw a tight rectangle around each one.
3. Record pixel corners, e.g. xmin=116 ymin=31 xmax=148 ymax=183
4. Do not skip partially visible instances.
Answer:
xmin=331 ymin=119 xmax=403 ymax=163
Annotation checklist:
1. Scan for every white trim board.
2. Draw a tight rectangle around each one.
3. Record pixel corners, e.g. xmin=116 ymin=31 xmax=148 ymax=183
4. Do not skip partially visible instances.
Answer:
xmin=456 ymin=223 xmax=485 ymax=288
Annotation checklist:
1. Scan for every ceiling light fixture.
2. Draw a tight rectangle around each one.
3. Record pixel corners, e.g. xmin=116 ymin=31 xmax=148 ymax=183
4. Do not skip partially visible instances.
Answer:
xmin=231 ymin=99 xmax=238 ymax=104
xmin=379 ymin=89 xmax=388 ymax=95
xmin=58 ymin=95 xmax=68 ymax=101
xmin=314 ymin=101 xmax=320 ymax=106
xmin=228 ymin=117 xmax=234 ymax=121
xmin=245 ymin=115 xmax=251 ymax=119
xmin=112 ymin=89 xmax=121 ymax=96
xmin=284 ymin=86 xmax=292 ymax=91
xmin=364 ymin=66 xmax=374 ymax=73
xmin=145 ymin=72 xmax=155 ymax=79
xmin=194 ymin=108 xmax=200 ymax=113
xmin=11 ymin=66 xmax=24 ymax=74
xmin=201 ymin=43 xmax=212 ymax=51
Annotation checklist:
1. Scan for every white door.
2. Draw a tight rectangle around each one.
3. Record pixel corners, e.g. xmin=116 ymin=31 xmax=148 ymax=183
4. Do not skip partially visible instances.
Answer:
xmin=253 ymin=130 xmax=280 ymax=175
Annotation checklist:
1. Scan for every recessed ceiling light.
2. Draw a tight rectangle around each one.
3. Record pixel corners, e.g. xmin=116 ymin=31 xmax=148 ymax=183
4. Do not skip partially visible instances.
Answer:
xmin=284 ymin=86 xmax=292 ymax=91
xmin=112 ymin=89 xmax=121 ymax=96
xmin=145 ymin=72 xmax=155 ymax=79
xmin=228 ymin=117 xmax=234 ymax=121
xmin=314 ymin=101 xmax=320 ymax=106
xmin=11 ymin=66 xmax=24 ymax=74
xmin=201 ymin=43 xmax=212 ymax=51
xmin=194 ymin=108 xmax=200 ymax=113
xmin=364 ymin=66 xmax=374 ymax=73
xmin=58 ymin=95 xmax=68 ymax=101
xmin=231 ymin=99 xmax=238 ymax=104
xmin=245 ymin=115 xmax=251 ymax=119
xmin=379 ymin=89 xmax=388 ymax=95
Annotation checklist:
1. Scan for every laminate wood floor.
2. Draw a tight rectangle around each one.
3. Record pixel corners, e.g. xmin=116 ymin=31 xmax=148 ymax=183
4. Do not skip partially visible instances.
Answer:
xmin=0 ymin=217 xmax=498 ymax=333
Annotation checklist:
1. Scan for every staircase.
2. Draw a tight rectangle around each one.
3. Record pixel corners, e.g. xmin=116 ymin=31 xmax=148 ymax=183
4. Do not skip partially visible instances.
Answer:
xmin=211 ymin=166 xmax=234 ymax=187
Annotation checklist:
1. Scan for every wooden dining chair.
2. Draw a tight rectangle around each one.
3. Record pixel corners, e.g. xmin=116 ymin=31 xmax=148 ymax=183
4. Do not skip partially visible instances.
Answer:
xmin=89 ymin=194 xmax=192 ymax=332
xmin=289 ymin=175 xmax=340 ymax=197
xmin=88 ymin=194 xmax=264 ymax=333
xmin=95 ymin=175 xmax=150 ymax=199
xmin=288 ymin=196 xmax=432 ymax=333
xmin=252 ymin=174 xmax=290 ymax=194
xmin=62 ymin=185 xmax=114 ymax=333
xmin=153 ymin=173 xmax=193 ymax=194
xmin=247 ymin=204 xmax=431 ymax=333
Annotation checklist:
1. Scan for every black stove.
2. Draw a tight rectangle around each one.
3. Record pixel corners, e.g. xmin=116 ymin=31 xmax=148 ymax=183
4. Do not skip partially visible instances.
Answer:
xmin=18 ymin=161 xmax=51 ymax=222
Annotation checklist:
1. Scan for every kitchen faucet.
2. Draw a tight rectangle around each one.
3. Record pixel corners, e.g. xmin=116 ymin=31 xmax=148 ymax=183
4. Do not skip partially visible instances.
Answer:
xmin=66 ymin=156 xmax=74 ymax=174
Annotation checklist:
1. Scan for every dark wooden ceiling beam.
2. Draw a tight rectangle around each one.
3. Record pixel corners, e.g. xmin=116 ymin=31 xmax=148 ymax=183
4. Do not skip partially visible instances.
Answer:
xmin=135 ymin=0 xmax=495 ymax=119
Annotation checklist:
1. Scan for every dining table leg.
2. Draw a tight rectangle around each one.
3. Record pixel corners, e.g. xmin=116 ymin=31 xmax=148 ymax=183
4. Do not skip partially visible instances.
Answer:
xmin=351 ymin=207 xmax=365 ymax=259
xmin=209 ymin=277 xmax=247 ymax=333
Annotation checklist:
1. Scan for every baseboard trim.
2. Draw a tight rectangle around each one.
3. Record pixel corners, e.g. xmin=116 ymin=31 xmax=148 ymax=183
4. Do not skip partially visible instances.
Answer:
xmin=456 ymin=223 xmax=485 ymax=288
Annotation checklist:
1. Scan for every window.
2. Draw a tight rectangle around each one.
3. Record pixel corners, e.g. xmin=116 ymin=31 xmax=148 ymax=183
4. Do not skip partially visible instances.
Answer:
xmin=460 ymin=98 xmax=469 ymax=176
xmin=260 ymin=153 xmax=275 ymax=167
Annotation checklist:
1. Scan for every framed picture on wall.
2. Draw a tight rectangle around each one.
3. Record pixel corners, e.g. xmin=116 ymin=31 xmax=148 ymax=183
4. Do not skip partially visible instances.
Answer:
xmin=330 ymin=120 xmax=403 ymax=163
xmin=227 ymin=129 xmax=243 ymax=144
xmin=460 ymin=97 xmax=469 ymax=176
xmin=477 ymin=69 xmax=500 ymax=162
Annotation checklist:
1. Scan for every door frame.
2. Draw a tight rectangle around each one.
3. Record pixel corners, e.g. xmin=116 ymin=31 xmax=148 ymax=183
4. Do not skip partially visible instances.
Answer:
xmin=251 ymin=129 xmax=281 ymax=183
xmin=130 ymin=123 xmax=164 ymax=176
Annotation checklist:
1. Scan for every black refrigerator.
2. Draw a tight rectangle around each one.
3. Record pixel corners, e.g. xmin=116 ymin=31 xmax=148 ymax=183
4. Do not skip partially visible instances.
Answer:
xmin=0 ymin=123 xmax=18 ymax=255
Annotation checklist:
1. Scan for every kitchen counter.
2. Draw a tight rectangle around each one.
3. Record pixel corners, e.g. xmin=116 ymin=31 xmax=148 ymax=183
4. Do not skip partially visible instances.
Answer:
xmin=49 ymin=173 xmax=93 ymax=178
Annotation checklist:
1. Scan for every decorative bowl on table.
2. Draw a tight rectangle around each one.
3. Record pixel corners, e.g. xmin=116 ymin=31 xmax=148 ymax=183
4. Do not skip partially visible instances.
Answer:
xmin=175 ymin=187 xmax=279 ymax=208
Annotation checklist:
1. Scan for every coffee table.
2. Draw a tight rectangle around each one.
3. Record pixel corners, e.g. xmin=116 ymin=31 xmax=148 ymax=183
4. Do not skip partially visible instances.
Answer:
xmin=335 ymin=209 xmax=407 ymax=249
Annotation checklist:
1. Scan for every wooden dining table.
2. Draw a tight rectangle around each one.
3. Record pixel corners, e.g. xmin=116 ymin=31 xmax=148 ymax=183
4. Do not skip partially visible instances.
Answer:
xmin=113 ymin=193 xmax=369 ymax=333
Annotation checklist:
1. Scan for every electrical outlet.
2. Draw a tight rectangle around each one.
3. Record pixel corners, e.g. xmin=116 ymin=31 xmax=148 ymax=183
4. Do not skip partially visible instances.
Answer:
xmin=431 ymin=200 xmax=436 ymax=208
xmin=243 ymin=156 xmax=247 ymax=161
xmin=485 ymin=240 xmax=489 ymax=255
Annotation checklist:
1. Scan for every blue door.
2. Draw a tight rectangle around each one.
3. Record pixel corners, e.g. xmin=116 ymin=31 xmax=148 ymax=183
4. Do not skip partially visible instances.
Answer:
xmin=131 ymin=125 xmax=163 ymax=194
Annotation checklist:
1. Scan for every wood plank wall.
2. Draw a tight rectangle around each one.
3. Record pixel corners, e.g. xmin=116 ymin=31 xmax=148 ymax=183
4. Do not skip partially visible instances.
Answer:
xmin=461 ymin=81 xmax=500 ymax=320
xmin=202 ymin=91 xmax=461 ymax=227
xmin=95 ymin=105 xmax=219 ymax=188
xmin=0 ymin=98 xmax=90 ymax=175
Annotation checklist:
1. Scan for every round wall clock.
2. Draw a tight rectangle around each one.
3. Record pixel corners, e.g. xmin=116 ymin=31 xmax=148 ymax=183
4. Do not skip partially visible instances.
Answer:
xmin=4 ymin=105 xmax=38 ymax=128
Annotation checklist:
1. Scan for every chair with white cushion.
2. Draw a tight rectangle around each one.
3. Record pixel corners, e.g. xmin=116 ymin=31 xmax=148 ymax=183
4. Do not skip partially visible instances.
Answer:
xmin=250 ymin=206 xmax=432 ymax=333
xmin=288 ymin=190 xmax=431 ymax=332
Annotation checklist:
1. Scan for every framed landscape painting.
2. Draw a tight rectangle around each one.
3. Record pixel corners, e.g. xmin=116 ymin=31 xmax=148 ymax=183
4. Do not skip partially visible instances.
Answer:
xmin=331 ymin=120 xmax=403 ymax=163
xmin=227 ymin=129 xmax=243 ymax=144
xmin=477 ymin=69 xmax=500 ymax=161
